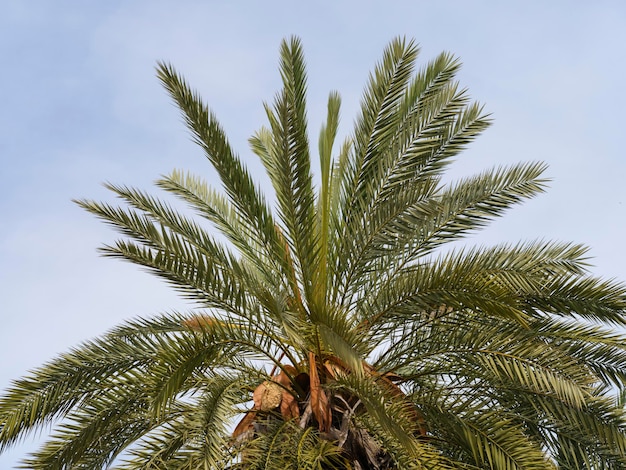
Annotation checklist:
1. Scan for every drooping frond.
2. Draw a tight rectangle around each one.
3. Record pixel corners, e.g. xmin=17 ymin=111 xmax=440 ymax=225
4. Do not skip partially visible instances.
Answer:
xmin=119 ymin=374 xmax=252 ymax=469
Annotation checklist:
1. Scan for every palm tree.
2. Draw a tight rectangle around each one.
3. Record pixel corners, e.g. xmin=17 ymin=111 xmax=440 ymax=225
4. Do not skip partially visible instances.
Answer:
xmin=2 ymin=36 xmax=626 ymax=469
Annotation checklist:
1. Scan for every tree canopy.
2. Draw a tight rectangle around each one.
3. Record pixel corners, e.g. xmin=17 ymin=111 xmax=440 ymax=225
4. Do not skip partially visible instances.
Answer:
xmin=1 ymin=37 xmax=626 ymax=469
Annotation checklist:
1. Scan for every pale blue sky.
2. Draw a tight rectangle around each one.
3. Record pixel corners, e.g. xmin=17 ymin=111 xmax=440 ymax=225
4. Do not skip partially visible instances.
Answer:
xmin=1 ymin=1 xmax=626 ymax=466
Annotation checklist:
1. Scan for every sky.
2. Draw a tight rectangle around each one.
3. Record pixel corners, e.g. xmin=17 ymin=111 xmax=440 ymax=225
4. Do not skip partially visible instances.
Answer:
xmin=1 ymin=0 xmax=625 ymax=467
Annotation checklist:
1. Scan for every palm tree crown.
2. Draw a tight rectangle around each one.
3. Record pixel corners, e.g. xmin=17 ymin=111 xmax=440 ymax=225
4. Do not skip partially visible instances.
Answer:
xmin=2 ymin=37 xmax=626 ymax=469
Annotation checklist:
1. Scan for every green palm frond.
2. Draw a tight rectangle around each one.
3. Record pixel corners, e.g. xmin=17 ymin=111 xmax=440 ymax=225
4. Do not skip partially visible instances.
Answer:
xmin=425 ymin=403 xmax=552 ymax=470
xmin=232 ymin=420 xmax=347 ymax=470
xmin=0 ymin=314 xmax=186 ymax=451
xmin=258 ymin=38 xmax=318 ymax=302
xmin=119 ymin=374 xmax=252 ymax=470
xmin=156 ymin=62 xmax=284 ymax=280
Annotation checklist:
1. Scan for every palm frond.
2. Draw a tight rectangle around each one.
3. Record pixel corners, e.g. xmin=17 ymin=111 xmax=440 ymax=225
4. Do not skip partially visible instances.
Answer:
xmin=119 ymin=374 xmax=252 ymax=469
xmin=0 ymin=314 xmax=188 ymax=451
xmin=258 ymin=37 xmax=319 ymax=311
xmin=156 ymin=62 xmax=282 ymax=278
xmin=317 ymin=91 xmax=341 ymax=303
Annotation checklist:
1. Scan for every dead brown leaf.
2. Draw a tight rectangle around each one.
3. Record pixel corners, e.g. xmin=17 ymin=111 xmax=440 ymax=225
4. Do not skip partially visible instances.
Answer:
xmin=181 ymin=315 xmax=218 ymax=330
xmin=309 ymin=351 xmax=331 ymax=432
xmin=279 ymin=390 xmax=300 ymax=420
xmin=232 ymin=411 xmax=256 ymax=439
